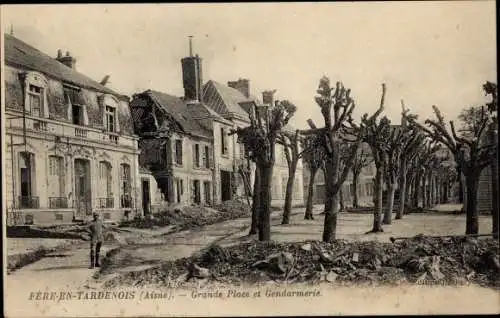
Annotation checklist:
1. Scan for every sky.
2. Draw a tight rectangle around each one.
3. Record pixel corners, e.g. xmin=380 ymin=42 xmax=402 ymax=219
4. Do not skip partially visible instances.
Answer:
xmin=2 ymin=2 xmax=497 ymax=129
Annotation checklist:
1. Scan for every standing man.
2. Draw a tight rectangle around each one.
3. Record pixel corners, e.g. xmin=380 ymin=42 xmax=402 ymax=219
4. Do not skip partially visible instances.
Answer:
xmin=88 ymin=212 xmax=105 ymax=269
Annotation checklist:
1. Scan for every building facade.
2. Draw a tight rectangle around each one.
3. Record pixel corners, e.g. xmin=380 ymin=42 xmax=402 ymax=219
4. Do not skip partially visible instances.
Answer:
xmin=4 ymin=34 xmax=141 ymax=225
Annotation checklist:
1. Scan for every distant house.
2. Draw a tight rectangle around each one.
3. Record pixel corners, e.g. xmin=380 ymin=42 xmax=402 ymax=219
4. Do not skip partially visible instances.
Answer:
xmin=4 ymin=34 xmax=140 ymax=225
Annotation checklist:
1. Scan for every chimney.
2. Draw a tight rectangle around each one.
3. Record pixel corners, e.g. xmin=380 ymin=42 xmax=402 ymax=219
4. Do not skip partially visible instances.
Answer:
xmin=56 ymin=50 xmax=77 ymax=69
xmin=228 ymin=78 xmax=250 ymax=98
xmin=181 ymin=36 xmax=203 ymax=103
xmin=262 ymin=89 xmax=276 ymax=106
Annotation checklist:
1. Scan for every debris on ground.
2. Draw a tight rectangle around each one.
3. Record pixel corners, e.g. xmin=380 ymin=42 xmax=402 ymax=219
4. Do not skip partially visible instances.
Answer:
xmin=102 ymin=236 xmax=499 ymax=289
xmin=120 ymin=200 xmax=251 ymax=230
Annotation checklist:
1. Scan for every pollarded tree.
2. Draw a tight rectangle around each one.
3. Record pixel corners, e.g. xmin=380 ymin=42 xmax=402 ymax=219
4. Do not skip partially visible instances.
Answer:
xmin=396 ymin=104 xmax=426 ymax=219
xmin=301 ymin=133 xmax=326 ymax=220
xmin=303 ymin=77 xmax=363 ymax=242
xmin=359 ymin=84 xmax=389 ymax=233
xmin=350 ymin=145 xmax=374 ymax=209
xmin=407 ymin=104 xmax=496 ymax=234
xmin=231 ymin=100 xmax=297 ymax=241
xmin=278 ymin=129 xmax=309 ymax=225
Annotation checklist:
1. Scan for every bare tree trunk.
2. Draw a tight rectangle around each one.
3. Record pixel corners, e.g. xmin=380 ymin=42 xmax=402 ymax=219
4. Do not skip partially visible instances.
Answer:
xmin=460 ymin=172 xmax=468 ymax=213
xmin=465 ymin=172 xmax=479 ymax=235
xmin=369 ymin=167 xmax=384 ymax=233
xmin=339 ymin=187 xmax=345 ymax=212
xmin=422 ymin=175 xmax=428 ymax=208
xmin=305 ymin=168 xmax=318 ymax=220
xmin=383 ymin=182 xmax=396 ymax=224
xmin=249 ymin=167 xmax=260 ymax=235
xmin=353 ymin=173 xmax=360 ymax=208
xmin=429 ymin=174 xmax=435 ymax=208
xmin=396 ymin=164 xmax=407 ymax=220
xmin=322 ymin=160 xmax=340 ymax=242
xmin=258 ymin=164 xmax=273 ymax=241
xmin=282 ymin=161 xmax=297 ymax=225
xmin=412 ymin=174 xmax=421 ymax=209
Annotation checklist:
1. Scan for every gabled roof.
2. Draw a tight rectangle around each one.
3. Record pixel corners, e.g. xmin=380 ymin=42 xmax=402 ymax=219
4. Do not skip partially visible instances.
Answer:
xmin=202 ymin=80 xmax=254 ymax=121
xmin=146 ymin=90 xmax=212 ymax=139
xmin=4 ymin=33 xmax=124 ymax=98
xmin=186 ymin=102 xmax=232 ymax=125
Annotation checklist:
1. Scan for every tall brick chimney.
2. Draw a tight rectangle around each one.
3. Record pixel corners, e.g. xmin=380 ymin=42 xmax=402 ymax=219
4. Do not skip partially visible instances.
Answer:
xmin=228 ymin=78 xmax=250 ymax=98
xmin=181 ymin=36 xmax=203 ymax=102
xmin=262 ymin=89 xmax=276 ymax=106
xmin=56 ymin=50 xmax=77 ymax=69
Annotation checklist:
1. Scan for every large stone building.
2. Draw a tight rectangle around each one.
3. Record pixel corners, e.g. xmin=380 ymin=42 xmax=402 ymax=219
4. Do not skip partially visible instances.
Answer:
xmin=130 ymin=42 xmax=304 ymax=211
xmin=4 ymin=34 xmax=141 ymax=225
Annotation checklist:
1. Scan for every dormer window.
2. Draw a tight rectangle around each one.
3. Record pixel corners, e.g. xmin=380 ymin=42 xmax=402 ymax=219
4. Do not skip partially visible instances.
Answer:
xmin=105 ymin=106 xmax=116 ymax=132
xmin=64 ymin=85 xmax=88 ymax=126
xmin=23 ymin=72 xmax=48 ymax=118
xmin=100 ymin=94 xmax=121 ymax=133
xmin=28 ymin=84 xmax=44 ymax=117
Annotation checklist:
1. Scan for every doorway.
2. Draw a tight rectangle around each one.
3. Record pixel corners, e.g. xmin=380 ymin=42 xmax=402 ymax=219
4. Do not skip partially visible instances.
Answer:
xmin=74 ymin=158 xmax=91 ymax=218
xmin=142 ymin=179 xmax=151 ymax=216
xmin=221 ymin=170 xmax=232 ymax=202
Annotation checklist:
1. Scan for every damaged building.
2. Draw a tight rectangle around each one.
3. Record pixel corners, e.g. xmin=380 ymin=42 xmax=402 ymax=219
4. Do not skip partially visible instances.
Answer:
xmin=4 ymin=34 xmax=141 ymax=225
xmin=130 ymin=39 xmax=305 ymax=210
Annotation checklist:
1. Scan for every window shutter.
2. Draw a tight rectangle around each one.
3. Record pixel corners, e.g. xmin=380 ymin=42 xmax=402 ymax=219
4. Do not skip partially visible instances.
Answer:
xmin=115 ymin=106 xmax=121 ymax=133
xmin=210 ymin=146 xmax=214 ymax=168
xmin=202 ymin=146 xmax=207 ymax=168
xmin=193 ymin=144 xmax=197 ymax=167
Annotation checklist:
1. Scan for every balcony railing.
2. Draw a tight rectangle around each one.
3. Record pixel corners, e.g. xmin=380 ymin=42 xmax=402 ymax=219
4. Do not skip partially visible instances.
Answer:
xmin=18 ymin=196 xmax=40 ymax=209
xmin=6 ymin=111 xmax=136 ymax=148
xmin=121 ymin=194 xmax=132 ymax=208
xmin=98 ymin=197 xmax=114 ymax=208
xmin=75 ymin=127 xmax=88 ymax=138
xmin=49 ymin=197 xmax=69 ymax=209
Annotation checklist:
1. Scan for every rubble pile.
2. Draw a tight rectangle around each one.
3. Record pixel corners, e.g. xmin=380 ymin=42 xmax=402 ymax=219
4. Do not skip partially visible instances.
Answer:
xmin=103 ymin=236 xmax=499 ymax=289
xmin=121 ymin=200 xmax=250 ymax=230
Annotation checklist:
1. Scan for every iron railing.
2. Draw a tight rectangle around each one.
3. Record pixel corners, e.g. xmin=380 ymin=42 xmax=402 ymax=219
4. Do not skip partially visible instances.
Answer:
xmin=98 ymin=197 xmax=114 ymax=208
xmin=18 ymin=196 xmax=39 ymax=209
xmin=49 ymin=197 xmax=69 ymax=209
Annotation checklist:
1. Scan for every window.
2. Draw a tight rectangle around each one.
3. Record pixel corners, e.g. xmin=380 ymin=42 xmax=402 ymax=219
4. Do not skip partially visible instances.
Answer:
xmin=28 ymin=84 xmax=43 ymax=117
xmin=49 ymin=156 xmax=64 ymax=176
xmin=120 ymin=163 xmax=131 ymax=208
xmin=194 ymin=144 xmax=200 ymax=168
xmin=105 ymin=106 xmax=116 ymax=132
xmin=193 ymin=180 xmax=201 ymax=204
xmin=175 ymin=140 xmax=183 ymax=165
xmin=64 ymin=86 xmax=86 ymax=126
xmin=176 ymin=178 xmax=184 ymax=203
xmin=221 ymin=128 xmax=228 ymax=155
xmin=204 ymin=146 xmax=210 ymax=168
xmin=204 ymin=181 xmax=211 ymax=205
xmin=48 ymin=156 xmax=66 ymax=208
xmin=23 ymin=72 xmax=47 ymax=118
xmin=293 ymin=177 xmax=301 ymax=200
xmin=99 ymin=161 xmax=113 ymax=197
xmin=19 ymin=152 xmax=38 ymax=208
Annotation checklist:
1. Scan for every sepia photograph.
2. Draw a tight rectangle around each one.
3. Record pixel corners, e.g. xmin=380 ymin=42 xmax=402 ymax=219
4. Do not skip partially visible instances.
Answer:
xmin=1 ymin=2 xmax=498 ymax=317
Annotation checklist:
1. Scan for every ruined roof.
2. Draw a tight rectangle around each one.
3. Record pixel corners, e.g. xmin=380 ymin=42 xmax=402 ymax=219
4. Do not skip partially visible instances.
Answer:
xmin=4 ymin=33 xmax=125 ymax=98
xmin=202 ymin=80 xmax=253 ymax=121
xmin=146 ymin=90 xmax=212 ymax=139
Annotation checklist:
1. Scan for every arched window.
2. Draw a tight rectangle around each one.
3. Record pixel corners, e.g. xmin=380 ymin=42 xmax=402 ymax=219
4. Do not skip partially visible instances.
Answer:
xmin=24 ymin=72 xmax=48 ymax=118
xmin=101 ymin=94 xmax=120 ymax=133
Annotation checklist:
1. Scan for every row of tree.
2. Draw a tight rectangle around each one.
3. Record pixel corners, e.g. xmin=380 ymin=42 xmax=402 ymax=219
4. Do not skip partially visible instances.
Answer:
xmin=233 ymin=78 xmax=498 ymax=243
